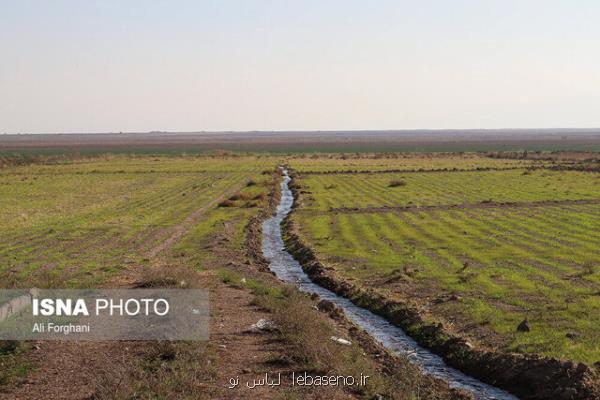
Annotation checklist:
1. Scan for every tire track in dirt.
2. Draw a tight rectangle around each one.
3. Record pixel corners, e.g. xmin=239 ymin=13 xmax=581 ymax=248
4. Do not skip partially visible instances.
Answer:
xmin=144 ymin=178 xmax=251 ymax=259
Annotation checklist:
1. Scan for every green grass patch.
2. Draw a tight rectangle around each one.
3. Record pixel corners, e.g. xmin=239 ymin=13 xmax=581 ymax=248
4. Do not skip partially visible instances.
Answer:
xmin=292 ymin=157 xmax=600 ymax=365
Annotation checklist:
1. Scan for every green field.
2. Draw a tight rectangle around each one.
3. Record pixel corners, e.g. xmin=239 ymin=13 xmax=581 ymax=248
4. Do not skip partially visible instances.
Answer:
xmin=0 ymin=155 xmax=275 ymax=288
xmin=299 ymin=169 xmax=600 ymax=211
xmin=289 ymin=153 xmax=547 ymax=173
xmin=290 ymin=155 xmax=600 ymax=365
xmin=0 ymin=154 xmax=441 ymax=400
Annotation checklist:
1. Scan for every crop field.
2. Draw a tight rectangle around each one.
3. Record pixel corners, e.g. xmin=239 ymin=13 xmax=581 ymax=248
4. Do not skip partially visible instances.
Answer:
xmin=290 ymin=155 xmax=600 ymax=365
xmin=3 ymin=150 xmax=600 ymax=398
xmin=0 ymin=153 xmax=452 ymax=400
xmin=0 ymin=155 xmax=276 ymax=288
xmin=288 ymin=153 xmax=548 ymax=173
xmin=299 ymin=169 xmax=600 ymax=212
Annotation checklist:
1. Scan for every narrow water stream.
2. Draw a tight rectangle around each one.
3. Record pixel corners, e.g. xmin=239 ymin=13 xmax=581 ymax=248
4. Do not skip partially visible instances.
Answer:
xmin=261 ymin=170 xmax=518 ymax=400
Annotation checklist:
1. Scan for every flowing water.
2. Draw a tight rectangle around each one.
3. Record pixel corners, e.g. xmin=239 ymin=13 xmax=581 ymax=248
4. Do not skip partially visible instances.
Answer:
xmin=261 ymin=170 xmax=518 ymax=400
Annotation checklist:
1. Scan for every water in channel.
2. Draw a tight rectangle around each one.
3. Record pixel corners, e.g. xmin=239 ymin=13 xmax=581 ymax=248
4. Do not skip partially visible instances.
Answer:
xmin=261 ymin=169 xmax=518 ymax=400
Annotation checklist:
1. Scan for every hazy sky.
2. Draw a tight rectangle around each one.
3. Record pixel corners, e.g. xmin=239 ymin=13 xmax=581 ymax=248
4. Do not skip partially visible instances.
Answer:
xmin=1 ymin=1 xmax=599 ymax=133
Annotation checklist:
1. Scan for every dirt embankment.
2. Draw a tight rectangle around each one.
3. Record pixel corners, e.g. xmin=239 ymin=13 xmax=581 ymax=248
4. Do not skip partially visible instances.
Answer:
xmin=299 ymin=166 xmax=528 ymax=175
xmin=282 ymin=171 xmax=600 ymax=400
xmin=326 ymin=198 xmax=600 ymax=215
xmin=244 ymin=170 xmax=281 ymax=272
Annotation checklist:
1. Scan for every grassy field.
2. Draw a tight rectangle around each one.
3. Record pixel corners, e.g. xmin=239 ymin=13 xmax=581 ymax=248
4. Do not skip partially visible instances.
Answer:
xmin=299 ymin=169 xmax=600 ymax=212
xmin=0 ymin=155 xmax=280 ymax=390
xmin=288 ymin=153 xmax=548 ymax=173
xmin=0 ymin=155 xmax=276 ymax=288
xmin=0 ymin=153 xmax=458 ymax=400
xmin=290 ymin=154 xmax=600 ymax=365
xmin=3 ymin=150 xmax=600 ymax=395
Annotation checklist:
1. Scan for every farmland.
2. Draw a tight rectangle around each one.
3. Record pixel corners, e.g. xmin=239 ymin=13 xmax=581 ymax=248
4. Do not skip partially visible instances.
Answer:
xmin=0 ymin=155 xmax=274 ymax=288
xmin=288 ymin=153 xmax=548 ymax=173
xmin=2 ymin=149 xmax=600 ymax=398
xmin=298 ymin=169 xmax=600 ymax=212
xmin=0 ymin=153 xmax=460 ymax=400
xmin=0 ymin=154 xmax=288 ymax=398
xmin=289 ymin=154 xmax=600 ymax=365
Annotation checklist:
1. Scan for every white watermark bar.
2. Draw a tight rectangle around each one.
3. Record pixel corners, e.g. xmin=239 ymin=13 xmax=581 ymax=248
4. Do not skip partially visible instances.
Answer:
xmin=0 ymin=289 xmax=209 ymax=340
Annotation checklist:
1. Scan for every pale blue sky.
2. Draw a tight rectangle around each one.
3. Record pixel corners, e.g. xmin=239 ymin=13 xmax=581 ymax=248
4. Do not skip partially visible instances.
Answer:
xmin=1 ymin=0 xmax=599 ymax=133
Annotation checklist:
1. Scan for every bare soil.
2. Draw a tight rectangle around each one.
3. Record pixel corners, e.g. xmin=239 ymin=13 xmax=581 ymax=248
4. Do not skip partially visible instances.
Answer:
xmin=3 ymin=130 xmax=600 ymax=154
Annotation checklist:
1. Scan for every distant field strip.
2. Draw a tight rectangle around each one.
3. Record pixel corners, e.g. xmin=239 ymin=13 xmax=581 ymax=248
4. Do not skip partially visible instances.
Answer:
xmin=289 ymin=155 xmax=545 ymax=172
xmin=299 ymin=169 xmax=600 ymax=211
xmin=298 ymin=167 xmax=525 ymax=175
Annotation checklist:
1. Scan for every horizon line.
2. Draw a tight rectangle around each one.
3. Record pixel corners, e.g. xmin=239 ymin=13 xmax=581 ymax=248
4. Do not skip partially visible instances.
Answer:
xmin=3 ymin=128 xmax=600 ymax=136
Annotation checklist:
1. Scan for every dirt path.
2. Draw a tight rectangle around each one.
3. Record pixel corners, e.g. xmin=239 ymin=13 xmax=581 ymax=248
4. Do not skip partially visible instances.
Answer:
xmin=2 ymin=277 xmax=311 ymax=399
